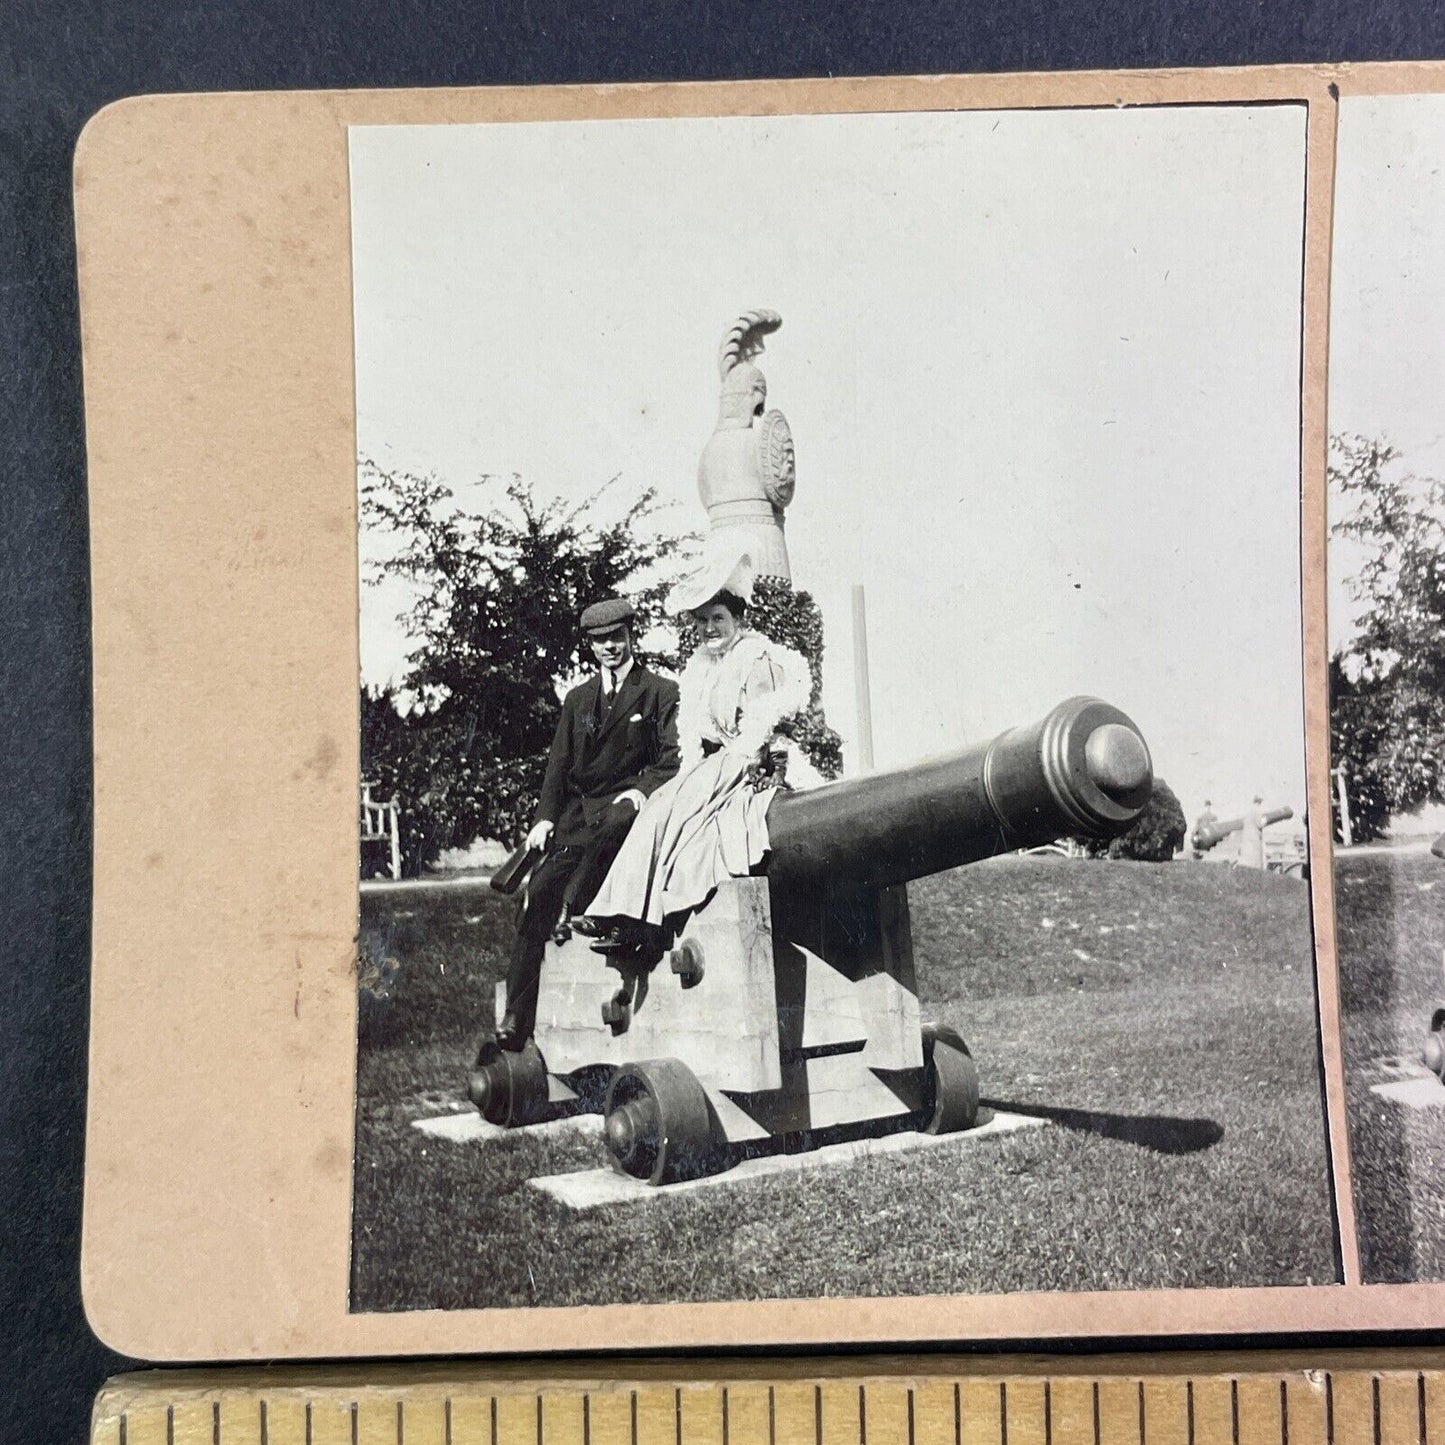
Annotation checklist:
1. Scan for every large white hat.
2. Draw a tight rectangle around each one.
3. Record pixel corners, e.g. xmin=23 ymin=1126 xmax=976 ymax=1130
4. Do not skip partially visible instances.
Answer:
xmin=666 ymin=536 xmax=756 ymax=616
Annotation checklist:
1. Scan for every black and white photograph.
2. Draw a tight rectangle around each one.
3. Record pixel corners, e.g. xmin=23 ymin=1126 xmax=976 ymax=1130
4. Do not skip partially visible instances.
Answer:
xmin=347 ymin=103 xmax=1336 ymax=1314
xmin=1328 ymin=92 xmax=1445 ymax=1284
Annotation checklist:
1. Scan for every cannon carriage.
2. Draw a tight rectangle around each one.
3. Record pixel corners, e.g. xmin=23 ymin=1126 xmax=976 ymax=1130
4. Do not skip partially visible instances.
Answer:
xmin=469 ymin=695 xmax=1153 ymax=1184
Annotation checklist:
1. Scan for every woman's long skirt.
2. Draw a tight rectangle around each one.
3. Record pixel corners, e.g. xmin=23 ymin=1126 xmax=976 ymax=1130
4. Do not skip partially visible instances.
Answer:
xmin=584 ymin=750 xmax=775 ymax=928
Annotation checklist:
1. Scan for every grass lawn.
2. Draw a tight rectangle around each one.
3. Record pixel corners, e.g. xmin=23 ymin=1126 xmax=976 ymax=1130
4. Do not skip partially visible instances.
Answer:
xmin=351 ymin=857 xmax=1337 ymax=1312
xmin=1335 ymin=848 xmax=1445 ymax=1282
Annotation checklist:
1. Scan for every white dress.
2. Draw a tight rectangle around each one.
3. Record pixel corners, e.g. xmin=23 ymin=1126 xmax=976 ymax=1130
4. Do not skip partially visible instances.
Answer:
xmin=584 ymin=629 xmax=813 ymax=928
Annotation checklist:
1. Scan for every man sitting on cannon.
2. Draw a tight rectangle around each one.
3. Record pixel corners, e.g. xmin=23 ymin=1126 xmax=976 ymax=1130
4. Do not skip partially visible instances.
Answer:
xmin=489 ymin=597 xmax=680 ymax=1053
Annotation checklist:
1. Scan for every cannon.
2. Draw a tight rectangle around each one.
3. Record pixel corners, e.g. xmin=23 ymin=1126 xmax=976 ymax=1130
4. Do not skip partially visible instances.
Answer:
xmin=1191 ymin=806 xmax=1293 ymax=854
xmin=469 ymin=695 xmax=1153 ymax=1184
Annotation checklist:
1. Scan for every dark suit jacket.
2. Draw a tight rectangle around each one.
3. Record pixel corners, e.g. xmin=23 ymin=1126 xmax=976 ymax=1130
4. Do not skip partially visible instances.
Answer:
xmin=534 ymin=664 xmax=681 ymax=847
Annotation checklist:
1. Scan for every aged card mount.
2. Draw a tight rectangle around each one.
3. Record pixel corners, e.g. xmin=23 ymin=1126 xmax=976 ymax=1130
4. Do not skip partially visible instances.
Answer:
xmin=76 ymin=63 xmax=1445 ymax=1363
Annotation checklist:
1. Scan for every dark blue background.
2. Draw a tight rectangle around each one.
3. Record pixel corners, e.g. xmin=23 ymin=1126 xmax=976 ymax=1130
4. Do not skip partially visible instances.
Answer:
xmin=5 ymin=3 xmax=1445 ymax=1440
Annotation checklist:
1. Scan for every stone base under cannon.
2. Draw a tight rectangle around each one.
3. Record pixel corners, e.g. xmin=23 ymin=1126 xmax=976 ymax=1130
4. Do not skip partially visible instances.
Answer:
xmin=467 ymin=875 xmax=980 ymax=1186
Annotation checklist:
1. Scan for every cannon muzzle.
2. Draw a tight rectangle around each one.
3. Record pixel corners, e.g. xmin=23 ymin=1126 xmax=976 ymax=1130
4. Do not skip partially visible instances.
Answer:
xmin=767 ymin=696 xmax=1152 ymax=891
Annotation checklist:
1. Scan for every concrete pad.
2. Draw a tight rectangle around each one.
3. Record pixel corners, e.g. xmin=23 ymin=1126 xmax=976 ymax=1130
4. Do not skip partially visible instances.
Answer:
xmin=1371 ymin=1076 xmax=1445 ymax=1109
xmin=527 ymin=1108 xmax=1048 ymax=1210
xmin=413 ymin=1110 xmax=603 ymax=1144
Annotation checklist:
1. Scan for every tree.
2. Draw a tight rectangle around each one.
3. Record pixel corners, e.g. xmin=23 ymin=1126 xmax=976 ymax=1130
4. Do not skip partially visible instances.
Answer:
xmin=1077 ymin=776 xmax=1186 ymax=862
xmin=1327 ymin=657 xmax=1394 ymax=845
xmin=1329 ymin=434 xmax=1445 ymax=841
xmin=361 ymin=461 xmax=692 ymax=873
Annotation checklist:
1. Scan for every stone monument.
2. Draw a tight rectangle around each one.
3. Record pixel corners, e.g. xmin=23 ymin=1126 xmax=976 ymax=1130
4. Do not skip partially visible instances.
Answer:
xmin=697 ymin=309 xmax=796 ymax=580
xmin=683 ymin=310 xmax=840 ymax=780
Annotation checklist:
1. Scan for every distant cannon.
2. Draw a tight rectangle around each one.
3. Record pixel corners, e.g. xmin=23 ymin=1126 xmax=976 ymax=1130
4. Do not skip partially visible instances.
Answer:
xmin=469 ymin=696 xmax=1153 ymax=1184
xmin=1192 ymin=806 xmax=1293 ymax=853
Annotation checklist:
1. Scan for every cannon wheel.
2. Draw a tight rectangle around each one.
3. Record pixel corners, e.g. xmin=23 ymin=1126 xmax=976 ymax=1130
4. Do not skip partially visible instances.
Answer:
xmin=603 ymin=1058 xmax=720 ymax=1186
xmin=920 ymin=1023 xmax=980 ymax=1134
xmin=468 ymin=1041 xmax=551 ymax=1127
xmin=1424 ymin=1010 xmax=1445 ymax=1082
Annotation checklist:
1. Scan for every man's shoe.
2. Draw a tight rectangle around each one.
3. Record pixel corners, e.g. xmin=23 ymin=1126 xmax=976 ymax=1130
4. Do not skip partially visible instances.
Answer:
xmin=494 ymin=1012 xmax=529 ymax=1053
xmin=570 ymin=915 xmax=610 ymax=938
xmin=588 ymin=919 xmax=663 ymax=959
xmin=588 ymin=930 xmax=632 ymax=956
xmin=549 ymin=915 xmax=573 ymax=946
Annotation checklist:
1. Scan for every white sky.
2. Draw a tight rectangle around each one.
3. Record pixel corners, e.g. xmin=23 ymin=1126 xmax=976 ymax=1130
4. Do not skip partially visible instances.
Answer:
xmin=1329 ymin=93 xmax=1445 ymax=835
xmin=350 ymin=104 xmax=1310 ymax=826
xmin=1330 ymin=93 xmax=1445 ymax=653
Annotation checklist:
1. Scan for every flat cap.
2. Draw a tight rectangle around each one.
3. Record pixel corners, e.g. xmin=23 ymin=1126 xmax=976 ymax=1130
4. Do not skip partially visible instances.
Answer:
xmin=579 ymin=597 xmax=635 ymax=633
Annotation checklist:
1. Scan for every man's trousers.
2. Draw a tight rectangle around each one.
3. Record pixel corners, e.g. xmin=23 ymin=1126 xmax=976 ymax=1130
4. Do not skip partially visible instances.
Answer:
xmin=500 ymin=805 xmax=636 ymax=1041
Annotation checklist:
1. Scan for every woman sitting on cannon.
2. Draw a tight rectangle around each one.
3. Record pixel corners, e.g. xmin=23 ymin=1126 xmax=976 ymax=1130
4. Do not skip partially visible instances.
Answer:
xmin=574 ymin=541 xmax=816 ymax=954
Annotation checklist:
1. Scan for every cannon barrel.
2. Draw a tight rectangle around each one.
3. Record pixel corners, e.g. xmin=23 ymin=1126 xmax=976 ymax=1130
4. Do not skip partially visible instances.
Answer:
xmin=766 ymin=696 xmax=1153 ymax=891
xmin=1192 ymin=805 xmax=1293 ymax=852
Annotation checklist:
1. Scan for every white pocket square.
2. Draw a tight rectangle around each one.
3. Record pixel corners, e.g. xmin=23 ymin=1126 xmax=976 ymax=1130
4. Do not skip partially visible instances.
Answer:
xmin=628 ymin=713 xmax=642 ymax=722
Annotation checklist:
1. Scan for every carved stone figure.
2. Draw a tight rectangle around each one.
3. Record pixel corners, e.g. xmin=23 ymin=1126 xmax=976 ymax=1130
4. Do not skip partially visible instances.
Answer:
xmin=697 ymin=309 xmax=796 ymax=580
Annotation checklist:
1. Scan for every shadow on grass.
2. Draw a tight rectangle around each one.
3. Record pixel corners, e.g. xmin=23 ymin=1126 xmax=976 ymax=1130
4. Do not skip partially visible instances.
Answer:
xmin=1336 ymin=852 xmax=1418 ymax=1282
xmin=984 ymin=1098 xmax=1224 ymax=1155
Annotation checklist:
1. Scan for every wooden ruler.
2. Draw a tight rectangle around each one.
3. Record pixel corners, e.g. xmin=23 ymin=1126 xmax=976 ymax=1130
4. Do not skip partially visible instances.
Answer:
xmin=91 ymin=1354 xmax=1445 ymax=1445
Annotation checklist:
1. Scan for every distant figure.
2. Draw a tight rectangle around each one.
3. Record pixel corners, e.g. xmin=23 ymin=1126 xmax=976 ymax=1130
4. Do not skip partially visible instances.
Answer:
xmin=1239 ymin=795 xmax=1268 ymax=871
xmin=1433 ymin=832 xmax=1445 ymax=861
xmin=1192 ymin=800 xmax=1217 ymax=858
